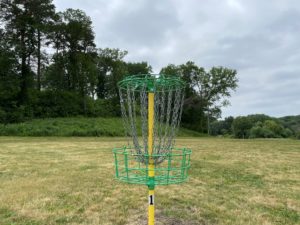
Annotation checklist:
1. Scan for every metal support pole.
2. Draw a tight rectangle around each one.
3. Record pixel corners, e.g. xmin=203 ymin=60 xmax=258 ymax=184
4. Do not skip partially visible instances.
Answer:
xmin=148 ymin=92 xmax=155 ymax=225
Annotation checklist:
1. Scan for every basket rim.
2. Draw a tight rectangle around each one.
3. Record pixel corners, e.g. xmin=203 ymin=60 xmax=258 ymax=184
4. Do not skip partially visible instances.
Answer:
xmin=118 ymin=74 xmax=186 ymax=92
xmin=113 ymin=146 xmax=192 ymax=186
xmin=113 ymin=146 xmax=192 ymax=157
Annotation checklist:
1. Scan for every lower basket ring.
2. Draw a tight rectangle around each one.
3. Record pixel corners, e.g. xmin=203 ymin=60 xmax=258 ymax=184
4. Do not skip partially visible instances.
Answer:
xmin=113 ymin=147 xmax=192 ymax=186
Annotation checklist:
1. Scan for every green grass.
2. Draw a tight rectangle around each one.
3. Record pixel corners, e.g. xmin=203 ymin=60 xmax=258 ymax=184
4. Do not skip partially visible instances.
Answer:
xmin=0 ymin=137 xmax=299 ymax=225
xmin=0 ymin=117 xmax=204 ymax=137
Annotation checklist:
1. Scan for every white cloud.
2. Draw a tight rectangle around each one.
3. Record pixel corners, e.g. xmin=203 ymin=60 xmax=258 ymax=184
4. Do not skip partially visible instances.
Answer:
xmin=53 ymin=0 xmax=300 ymax=117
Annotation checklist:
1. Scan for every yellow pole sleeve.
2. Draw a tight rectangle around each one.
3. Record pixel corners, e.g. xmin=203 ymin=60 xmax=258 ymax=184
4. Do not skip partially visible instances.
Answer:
xmin=148 ymin=92 xmax=155 ymax=225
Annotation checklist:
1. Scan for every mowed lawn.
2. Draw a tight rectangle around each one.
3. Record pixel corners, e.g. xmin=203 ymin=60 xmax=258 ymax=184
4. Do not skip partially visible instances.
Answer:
xmin=0 ymin=137 xmax=299 ymax=225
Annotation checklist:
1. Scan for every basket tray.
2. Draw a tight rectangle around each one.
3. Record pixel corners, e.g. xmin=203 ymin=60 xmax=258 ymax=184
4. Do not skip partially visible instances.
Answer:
xmin=113 ymin=147 xmax=192 ymax=186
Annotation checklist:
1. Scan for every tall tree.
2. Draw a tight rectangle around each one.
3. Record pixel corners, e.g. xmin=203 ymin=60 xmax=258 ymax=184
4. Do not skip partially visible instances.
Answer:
xmin=96 ymin=48 xmax=127 ymax=99
xmin=0 ymin=0 xmax=37 ymax=104
xmin=45 ymin=8 xmax=97 ymax=113
xmin=126 ymin=62 xmax=152 ymax=75
xmin=76 ymin=51 xmax=97 ymax=113
xmin=0 ymin=29 xmax=19 ymax=118
xmin=191 ymin=66 xmax=238 ymax=134
xmin=232 ymin=116 xmax=254 ymax=139
xmin=57 ymin=9 xmax=96 ymax=91
xmin=160 ymin=62 xmax=238 ymax=133
xmin=160 ymin=62 xmax=196 ymax=98
xmin=29 ymin=0 xmax=56 ymax=91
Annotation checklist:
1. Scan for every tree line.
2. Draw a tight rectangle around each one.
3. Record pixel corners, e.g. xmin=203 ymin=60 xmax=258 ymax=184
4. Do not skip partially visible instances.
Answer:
xmin=0 ymin=0 xmax=238 ymax=134
xmin=211 ymin=114 xmax=300 ymax=139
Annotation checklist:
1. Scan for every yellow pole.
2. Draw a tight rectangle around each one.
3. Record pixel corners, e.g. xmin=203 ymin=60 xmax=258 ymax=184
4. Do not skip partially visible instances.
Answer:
xmin=148 ymin=92 xmax=155 ymax=225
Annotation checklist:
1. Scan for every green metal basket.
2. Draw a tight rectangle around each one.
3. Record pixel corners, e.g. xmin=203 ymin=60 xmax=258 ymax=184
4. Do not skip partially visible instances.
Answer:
xmin=118 ymin=74 xmax=186 ymax=92
xmin=114 ymin=74 xmax=191 ymax=224
xmin=113 ymin=147 xmax=192 ymax=186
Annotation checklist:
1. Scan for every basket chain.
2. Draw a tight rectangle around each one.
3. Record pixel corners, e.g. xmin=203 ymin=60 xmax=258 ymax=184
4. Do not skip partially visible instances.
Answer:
xmin=118 ymin=75 xmax=185 ymax=164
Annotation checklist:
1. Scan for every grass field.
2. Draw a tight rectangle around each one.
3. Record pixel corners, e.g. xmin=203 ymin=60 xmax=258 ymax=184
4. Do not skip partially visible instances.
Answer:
xmin=0 ymin=137 xmax=299 ymax=225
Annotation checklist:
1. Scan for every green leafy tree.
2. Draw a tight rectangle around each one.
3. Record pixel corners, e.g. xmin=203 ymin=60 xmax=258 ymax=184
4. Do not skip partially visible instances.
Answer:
xmin=249 ymin=119 xmax=292 ymax=138
xmin=296 ymin=131 xmax=300 ymax=140
xmin=232 ymin=116 xmax=252 ymax=138
xmin=210 ymin=116 xmax=234 ymax=136
xmin=279 ymin=115 xmax=300 ymax=134
xmin=45 ymin=8 xmax=97 ymax=114
xmin=96 ymin=48 xmax=128 ymax=99
xmin=30 ymin=0 xmax=56 ymax=90
xmin=0 ymin=0 xmax=37 ymax=104
xmin=160 ymin=63 xmax=196 ymax=98
xmin=59 ymin=9 xmax=96 ymax=91
xmin=263 ymin=120 xmax=283 ymax=137
xmin=247 ymin=114 xmax=272 ymax=124
xmin=43 ymin=54 xmax=68 ymax=91
xmin=160 ymin=64 xmax=179 ymax=75
xmin=0 ymin=29 xmax=20 ymax=122
xmin=191 ymin=66 xmax=238 ymax=134
xmin=161 ymin=62 xmax=238 ymax=133
xmin=1 ymin=0 xmax=56 ymax=100
xmin=126 ymin=62 xmax=152 ymax=75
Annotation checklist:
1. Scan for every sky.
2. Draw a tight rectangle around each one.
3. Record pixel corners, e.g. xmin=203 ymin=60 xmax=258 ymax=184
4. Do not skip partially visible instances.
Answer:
xmin=53 ymin=0 xmax=300 ymax=118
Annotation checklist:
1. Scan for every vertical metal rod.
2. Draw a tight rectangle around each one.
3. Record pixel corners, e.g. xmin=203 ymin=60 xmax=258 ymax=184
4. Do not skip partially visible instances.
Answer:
xmin=114 ymin=152 xmax=119 ymax=178
xmin=148 ymin=92 xmax=155 ymax=225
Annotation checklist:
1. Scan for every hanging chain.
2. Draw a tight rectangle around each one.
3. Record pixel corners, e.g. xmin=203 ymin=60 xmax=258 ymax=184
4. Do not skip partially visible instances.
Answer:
xmin=127 ymin=86 xmax=141 ymax=155
xmin=118 ymin=76 xmax=185 ymax=164
xmin=162 ymin=87 xmax=173 ymax=154
xmin=119 ymin=88 xmax=130 ymax=147
xmin=167 ymin=88 xmax=182 ymax=151
xmin=140 ymin=83 xmax=148 ymax=162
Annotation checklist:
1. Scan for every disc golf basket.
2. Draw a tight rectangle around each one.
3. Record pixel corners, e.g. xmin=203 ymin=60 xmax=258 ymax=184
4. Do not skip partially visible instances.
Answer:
xmin=113 ymin=74 xmax=192 ymax=225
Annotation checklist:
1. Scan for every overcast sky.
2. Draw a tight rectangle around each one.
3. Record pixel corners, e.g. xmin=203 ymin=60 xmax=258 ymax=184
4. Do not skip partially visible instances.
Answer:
xmin=53 ymin=0 xmax=300 ymax=118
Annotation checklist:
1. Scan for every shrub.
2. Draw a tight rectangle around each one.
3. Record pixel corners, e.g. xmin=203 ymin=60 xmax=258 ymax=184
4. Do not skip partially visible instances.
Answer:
xmin=249 ymin=126 xmax=275 ymax=138
xmin=249 ymin=120 xmax=292 ymax=138
xmin=0 ymin=108 xmax=6 ymax=123
xmin=33 ymin=90 xmax=83 ymax=117
xmin=296 ymin=131 xmax=300 ymax=140
xmin=232 ymin=116 xmax=252 ymax=138
xmin=5 ymin=106 xmax=25 ymax=123
xmin=91 ymin=98 xmax=120 ymax=117
xmin=263 ymin=120 xmax=283 ymax=137
xmin=282 ymin=128 xmax=293 ymax=138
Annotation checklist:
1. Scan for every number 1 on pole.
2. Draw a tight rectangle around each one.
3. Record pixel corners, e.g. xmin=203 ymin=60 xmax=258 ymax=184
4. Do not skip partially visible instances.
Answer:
xmin=148 ymin=92 xmax=155 ymax=225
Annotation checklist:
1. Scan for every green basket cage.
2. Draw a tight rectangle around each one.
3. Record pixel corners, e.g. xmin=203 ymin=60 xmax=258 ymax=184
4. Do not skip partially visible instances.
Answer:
xmin=113 ymin=147 xmax=192 ymax=186
xmin=113 ymin=74 xmax=192 ymax=224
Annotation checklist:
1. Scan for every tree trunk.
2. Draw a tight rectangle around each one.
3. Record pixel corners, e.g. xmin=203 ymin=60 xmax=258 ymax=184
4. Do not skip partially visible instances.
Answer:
xmin=19 ymin=28 xmax=28 ymax=104
xmin=37 ymin=29 xmax=41 ymax=91
xmin=83 ymin=95 xmax=87 ymax=116
xmin=207 ymin=109 xmax=210 ymax=135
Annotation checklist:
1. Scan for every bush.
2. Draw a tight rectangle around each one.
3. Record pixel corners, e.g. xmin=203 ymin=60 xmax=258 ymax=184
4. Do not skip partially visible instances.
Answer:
xmin=249 ymin=126 xmax=263 ymax=138
xmin=282 ymin=128 xmax=293 ymax=138
xmin=210 ymin=116 xmax=234 ymax=136
xmin=0 ymin=108 xmax=6 ymax=123
xmin=263 ymin=120 xmax=283 ymax=137
xmin=232 ymin=116 xmax=252 ymax=138
xmin=91 ymin=98 xmax=120 ymax=117
xmin=249 ymin=126 xmax=275 ymax=138
xmin=16 ymin=90 xmax=121 ymax=120
xmin=249 ymin=120 xmax=293 ymax=138
xmin=296 ymin=131 xmax=300 ymax=140
xmin=5 ymin=106 xmax=25 ymax=123
xmin=0 ymin=117 xmax=202 ymax=137
xmin=261 ymin=127 xmax=276 ymax=138
xmin=33 ymin=90 xmax=83 ymax=117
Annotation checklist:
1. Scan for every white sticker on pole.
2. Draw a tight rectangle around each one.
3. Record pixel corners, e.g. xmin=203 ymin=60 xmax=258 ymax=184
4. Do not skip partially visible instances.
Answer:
xmin=149 ymin=195 xmax=154 ymax=205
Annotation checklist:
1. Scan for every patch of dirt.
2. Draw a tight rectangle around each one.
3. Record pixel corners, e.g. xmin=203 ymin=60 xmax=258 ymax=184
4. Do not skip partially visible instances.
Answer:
xmin=128 ymin=210 xmax=207 ymax=225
